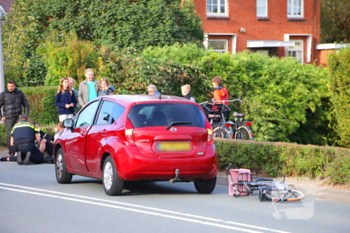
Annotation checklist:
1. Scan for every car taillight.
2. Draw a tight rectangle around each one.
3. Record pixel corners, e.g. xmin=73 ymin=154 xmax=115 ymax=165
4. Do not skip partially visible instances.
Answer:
xmin=125 ymin=118 xmax=135 ymax=144
xmin=207 ymin=129 xmax=214 ymax=144
xmin=125 ymin=129 xmax=134 ymax=144
xmin=245 ymin=122 xmax=252 ymax=126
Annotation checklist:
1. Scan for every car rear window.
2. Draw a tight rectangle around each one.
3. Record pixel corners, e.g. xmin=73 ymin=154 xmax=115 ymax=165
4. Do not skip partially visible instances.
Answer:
xmin=128 ymin=103 xmax=205 ymax=128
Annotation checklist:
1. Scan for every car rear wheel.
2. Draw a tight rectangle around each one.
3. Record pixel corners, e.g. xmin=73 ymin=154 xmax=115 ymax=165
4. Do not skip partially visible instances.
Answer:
xmin=55 ymin=148 xmax=73 ymax=183
xmin=103 ymin=156 xmax=124 ymax=196
xmin=194 ymin=176 xmax=217 ymax=194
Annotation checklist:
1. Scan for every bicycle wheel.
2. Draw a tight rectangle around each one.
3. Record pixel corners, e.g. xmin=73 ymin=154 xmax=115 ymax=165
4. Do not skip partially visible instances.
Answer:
xmin=260 ymin=188 xmax=304 ymax=202
xmin=213 ymin=126 xmax=231 ymax=139
xmin=226 ymin=125 xmax=234 ymax=139
xmin=234 ymin=125 xmax=254 ymax=140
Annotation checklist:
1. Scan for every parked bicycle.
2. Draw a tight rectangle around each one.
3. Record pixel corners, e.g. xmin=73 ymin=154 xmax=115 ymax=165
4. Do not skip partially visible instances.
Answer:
xmin=199 ymin=98 xmax=254 ymax=140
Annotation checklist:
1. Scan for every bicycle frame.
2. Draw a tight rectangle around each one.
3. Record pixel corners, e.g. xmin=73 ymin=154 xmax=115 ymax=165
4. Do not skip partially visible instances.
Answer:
xmin=199 ymin=99 xmax=254 ymax=140
xmin=226 ymin=163 xmax=304 ymax=202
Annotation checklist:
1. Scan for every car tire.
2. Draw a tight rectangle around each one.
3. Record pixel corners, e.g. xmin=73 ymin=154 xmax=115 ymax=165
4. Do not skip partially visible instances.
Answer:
xmin=194 ymin=176 xmax=216 ymax=194
xmin=103 ymin=156 xmax=124 ymax=196
xmin=55 ymin=148 xmax=73 ymax=183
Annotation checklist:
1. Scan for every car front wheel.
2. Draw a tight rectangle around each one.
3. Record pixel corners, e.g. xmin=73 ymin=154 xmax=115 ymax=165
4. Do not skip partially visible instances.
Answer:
xmin=194 ymin=176 xmax=217 ymax=194
xmin=55 ymin=148 xmax=73 ymax=183
xmin=103 ymin=156 xmax=124 ymax=196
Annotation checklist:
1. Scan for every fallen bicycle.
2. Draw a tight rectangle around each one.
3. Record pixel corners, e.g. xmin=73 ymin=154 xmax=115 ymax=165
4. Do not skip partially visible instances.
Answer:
xmin=226 ymin=163 xmax=304 ymax=202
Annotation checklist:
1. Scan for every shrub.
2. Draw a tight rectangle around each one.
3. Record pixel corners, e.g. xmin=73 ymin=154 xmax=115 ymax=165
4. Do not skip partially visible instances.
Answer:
xmin=215 ymin=139 xmax=350 ymax=185
xmin=22 ymin=86 xmax=59 ymax=124
xmin=327 ymin=154 xmax=350 ymax=185
xmin=327 ymin=46 xmax=350 ymax=147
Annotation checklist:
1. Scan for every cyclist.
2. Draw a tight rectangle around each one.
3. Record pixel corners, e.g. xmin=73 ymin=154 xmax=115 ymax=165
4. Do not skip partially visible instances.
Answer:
xmin=212 ymin=76 xmax=229 ymax=103
xmin=211 ymin=76 xmax=229 ymax=113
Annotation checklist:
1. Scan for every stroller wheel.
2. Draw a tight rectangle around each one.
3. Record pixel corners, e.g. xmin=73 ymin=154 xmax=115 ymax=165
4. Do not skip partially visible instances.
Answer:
xmin=233 ymin=193 xmax=240 ymax=198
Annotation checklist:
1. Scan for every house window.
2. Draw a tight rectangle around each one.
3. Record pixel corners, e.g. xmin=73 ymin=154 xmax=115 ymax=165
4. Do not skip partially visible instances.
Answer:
xmin=287 ymin=0 xmax=303 ymax=17
xmin=287 ymin=40 xmax=303 ymax=63
xmin=208 ymin=40 xmax=228 ymax=53
xmin=256 ymin=50 xmax=269 ymax=57
xmin=207 ymin=0 xmax=227 ymax=16
xmin=257 ymin=0 xmax=267 ymax=17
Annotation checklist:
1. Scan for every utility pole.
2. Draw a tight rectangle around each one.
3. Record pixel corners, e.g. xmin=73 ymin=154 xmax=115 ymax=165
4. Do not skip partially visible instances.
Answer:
xmin=0 ymin=5 xmax=7 ymax=92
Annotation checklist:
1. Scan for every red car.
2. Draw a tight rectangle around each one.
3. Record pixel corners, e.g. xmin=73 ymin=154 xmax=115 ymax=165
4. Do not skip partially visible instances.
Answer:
xmin=54 ymin=95 xmax=218 ymax=195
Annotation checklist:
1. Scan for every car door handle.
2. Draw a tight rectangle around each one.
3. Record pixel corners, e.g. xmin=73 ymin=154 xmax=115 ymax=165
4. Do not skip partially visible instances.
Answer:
xmin=101 ymin=130 xmax=107 ymax=137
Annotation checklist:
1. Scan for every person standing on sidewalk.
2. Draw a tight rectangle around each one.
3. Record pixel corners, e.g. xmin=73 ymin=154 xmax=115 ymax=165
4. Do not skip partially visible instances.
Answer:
xmin=147 ymin=85 xmax=161 ymax=95
xmin=68 ymin=77 xmax=80 ymax=114
xmin=98 ymin=77 xmax=115 ymax=96
xmin=0 ymin=80 xmax=30 ymax=156
xmin=78 ymin=69 xmax=100 ymax=108
xmin=181 ymin=84 xmax=196 ymax=102
xmin=55 ymin=77 xmax=77 ymax=122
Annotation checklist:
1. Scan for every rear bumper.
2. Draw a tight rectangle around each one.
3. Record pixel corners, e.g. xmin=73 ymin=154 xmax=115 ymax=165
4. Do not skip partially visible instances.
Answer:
xmin=115 ymin=144 xmax=218 ymax=181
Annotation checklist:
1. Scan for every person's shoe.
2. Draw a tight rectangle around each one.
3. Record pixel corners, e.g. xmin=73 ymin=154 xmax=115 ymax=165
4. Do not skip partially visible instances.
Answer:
xmin=17 ymin=152 xmax=23 ymax=165
xmin=43 ymin=156 xmax=54 ymax=164
xmin=23 ymin=152 xmax=31 ymax=165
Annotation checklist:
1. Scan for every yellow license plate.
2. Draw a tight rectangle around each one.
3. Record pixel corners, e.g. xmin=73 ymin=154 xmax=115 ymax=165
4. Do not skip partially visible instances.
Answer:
xmin=157 ymin=141 xmax=191 ymax=152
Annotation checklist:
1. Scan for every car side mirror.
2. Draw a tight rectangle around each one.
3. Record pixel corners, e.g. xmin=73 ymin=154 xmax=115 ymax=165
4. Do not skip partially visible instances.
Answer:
xmin=63 ymin=118 xmax=74 ymax=129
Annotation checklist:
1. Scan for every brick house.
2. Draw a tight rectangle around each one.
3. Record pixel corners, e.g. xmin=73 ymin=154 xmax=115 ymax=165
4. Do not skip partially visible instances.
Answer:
xmin=2 ymin=0 xmax=322 ymax=65
xmin=193 ymin=0 xmax=321 ymax=65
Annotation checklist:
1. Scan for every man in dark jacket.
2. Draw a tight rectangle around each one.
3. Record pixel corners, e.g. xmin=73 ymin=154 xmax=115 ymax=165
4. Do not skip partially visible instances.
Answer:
xmin=0 ymin=80 xmax=30 ymax=155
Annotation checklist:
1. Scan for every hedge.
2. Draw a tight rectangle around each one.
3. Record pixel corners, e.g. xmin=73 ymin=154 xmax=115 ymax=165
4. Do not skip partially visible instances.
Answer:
xmin=215 ymin=139 xmax=350 ymax=186
xmin=21 ymin=86 xmax=59 ymax=125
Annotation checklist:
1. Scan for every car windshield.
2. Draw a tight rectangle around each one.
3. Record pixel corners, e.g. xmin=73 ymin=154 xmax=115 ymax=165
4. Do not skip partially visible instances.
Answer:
xmin=128 ymin=103 xmax=205 ymax=128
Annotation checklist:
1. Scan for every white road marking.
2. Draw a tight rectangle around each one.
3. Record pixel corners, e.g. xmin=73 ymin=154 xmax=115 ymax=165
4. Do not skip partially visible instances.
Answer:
xmin=0 ymin=182 xmax=290 ymax=233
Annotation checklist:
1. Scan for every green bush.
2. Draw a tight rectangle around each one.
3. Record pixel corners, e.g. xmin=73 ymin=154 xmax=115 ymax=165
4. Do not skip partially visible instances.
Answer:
xmin=327 ymin=153 xmax=350 ymax=185
xmin=328 ymin=46 xmax=350 ymax=147
xmin=21 ymin=86 xmax=59 ymax=124
xmin=141 ymin=45 xmax=331 ymax=145
xmin=0 ymin=124 xmax=7 ymax=146
xmin=37 ymin=32 xmax=101 ymax=86
xmin=99 ymin=48 xmax=212 ymax=102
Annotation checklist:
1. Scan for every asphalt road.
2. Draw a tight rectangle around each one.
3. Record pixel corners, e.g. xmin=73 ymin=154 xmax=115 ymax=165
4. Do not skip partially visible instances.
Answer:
xmin=1 ymin=162 xmax=350 ymax=233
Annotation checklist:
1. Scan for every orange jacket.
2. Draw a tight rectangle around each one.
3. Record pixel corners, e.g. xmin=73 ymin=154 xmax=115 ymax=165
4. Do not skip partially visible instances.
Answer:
xmin=213 ymin=86 xmax=229 ymax=103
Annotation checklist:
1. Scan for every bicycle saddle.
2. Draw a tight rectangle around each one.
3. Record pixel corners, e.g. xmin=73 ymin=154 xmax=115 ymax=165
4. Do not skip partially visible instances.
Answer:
xmin=232 ymin=112 xmax=245 ymax=118
xmin=208 ymin=114 xmax=221 ymax=118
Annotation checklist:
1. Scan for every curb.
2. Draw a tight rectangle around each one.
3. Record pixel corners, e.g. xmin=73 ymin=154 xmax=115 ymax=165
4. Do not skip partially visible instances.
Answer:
xmin=217 ymin=174 xmax=350 ymax=203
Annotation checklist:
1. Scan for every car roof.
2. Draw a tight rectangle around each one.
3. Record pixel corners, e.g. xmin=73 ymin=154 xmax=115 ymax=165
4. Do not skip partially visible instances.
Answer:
xmin=100 ymin=94 xmax=192 ymax=104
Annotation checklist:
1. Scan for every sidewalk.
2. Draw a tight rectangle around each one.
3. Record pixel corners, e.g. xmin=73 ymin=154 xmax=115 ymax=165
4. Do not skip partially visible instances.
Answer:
xmin=217 ymin=171 xmax=350 ymax=203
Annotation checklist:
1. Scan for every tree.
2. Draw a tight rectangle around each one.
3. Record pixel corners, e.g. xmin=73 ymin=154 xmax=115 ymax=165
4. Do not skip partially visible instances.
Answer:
xmin=321 ymin=0 xmax=350 ymax=43
xmin=2 ymin=0 xmax=203 ymax=84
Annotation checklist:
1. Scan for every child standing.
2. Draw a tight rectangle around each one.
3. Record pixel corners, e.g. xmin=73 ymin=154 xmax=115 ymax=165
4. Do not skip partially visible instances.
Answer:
xmin=55 ymin=77 xmax=77 ymax=122
xmin=98 ymin=77 xmax=115 ymax=96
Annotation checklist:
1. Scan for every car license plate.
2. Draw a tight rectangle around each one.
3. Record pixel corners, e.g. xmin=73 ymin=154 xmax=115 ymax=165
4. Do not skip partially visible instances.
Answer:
xmin=157 ymin=141 xmax=191 ymax=152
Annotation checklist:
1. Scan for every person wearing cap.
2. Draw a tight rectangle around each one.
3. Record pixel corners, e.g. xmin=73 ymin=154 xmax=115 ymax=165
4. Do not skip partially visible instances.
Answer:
xmin=10 ymin=114 xmax=47 ymax=165
xmin=0 ymin=80 xmax=30 ymax=156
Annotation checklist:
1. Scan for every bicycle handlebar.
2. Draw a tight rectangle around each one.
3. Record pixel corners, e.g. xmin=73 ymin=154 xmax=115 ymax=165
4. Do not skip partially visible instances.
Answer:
xmin=199 ymin=98 xmax=243 ymax=106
